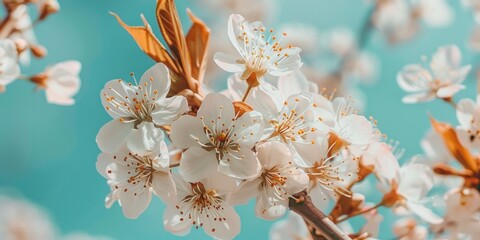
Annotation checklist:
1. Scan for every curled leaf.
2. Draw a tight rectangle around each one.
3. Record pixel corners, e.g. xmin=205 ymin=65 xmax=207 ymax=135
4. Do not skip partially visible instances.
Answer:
xmin=186 ymin=9 xmax=210 ymax=87
xmin=110 ymin=12 xmax=178 ymax=73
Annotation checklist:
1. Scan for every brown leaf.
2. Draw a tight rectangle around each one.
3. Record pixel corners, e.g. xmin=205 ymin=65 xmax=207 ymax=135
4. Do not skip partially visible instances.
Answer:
xmin=185 ymin=9 xmax=210 ymax=87
xmin=430 ymin=117 xmax=478 ymax=173
xmin=156 ymin=0 xmax=193 ymax=89
xmin=111 ymin=12 xmax=178 ymax=73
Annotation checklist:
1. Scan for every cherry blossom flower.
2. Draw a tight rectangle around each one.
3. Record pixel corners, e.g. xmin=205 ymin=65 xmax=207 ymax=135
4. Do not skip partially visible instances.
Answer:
xmin=393 ymin=218 xmax=428 ymax=240
xmin=361 ymin=142 xmax=400 ymax=183
xmin=311 ymin=95 xmax=379 ymax=153
xmin=96 ymin=63 xmax=187 ymax=153
xmin=397 ymin=45 xmax=471 ymax=104
xmin=96 ymin=143 xmax=175 ymax=219
xmin=30 ymin=60 xmax=81 ymax=106
xmin=229 ymin=142 xmax=309 ymax=220
xmin=170 ymin=93 xmax=263 ymax=182
xmin=276 ymin=70 xmax=318 ymax=97
xmin=300 ymin=137 xmax=358 ymax=210
xmin=432 ymin=188 xmax=480 ymax=238
xmin=0 ymin=196 xmax=56 ymax=240
xmin=456 ymin=96 xmax=480 ymax=151
xmin=214 ymin=14 xmax=302 ymax=83
xmin=269 ymin=212 xmax=311 ymax=240
xmin=372 ymin=0 xmax=453 ymax=43
xmin=163 ymin=173 xmax=240 ymax=239
xmin=0 ymin=39 xmax=20 ymax=88
xmin=381 ymin=163 xmax=442 ymax=224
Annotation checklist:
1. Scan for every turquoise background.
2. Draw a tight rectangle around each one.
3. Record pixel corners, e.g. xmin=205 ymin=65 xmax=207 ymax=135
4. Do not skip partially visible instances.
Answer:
xmin=0 ymin=0 xmax=478 ymax=239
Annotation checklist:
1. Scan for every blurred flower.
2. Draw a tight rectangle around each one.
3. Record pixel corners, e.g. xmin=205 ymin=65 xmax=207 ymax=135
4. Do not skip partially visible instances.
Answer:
xmin=432 ymin=188 xmax=480 ymax=239
xmin=0 ymin=39 xmax=20 ymax=89
xmin=397 ymin=45 xmax=471 ymax=104
xmin=302 ymin=137 xmax=358 ymax=210
xmin=456 ymin=95 xmax=480 ymax=151
xmin=198 ymin=0 xmax=276 ymax=21
xmin=462 ymin=0 xmax=480 ymax=24
xmin=163 ymin=173 xmax=240 ymax=239
xmin=269 ymin=212 xmax=311 ymax=240
xmin=0 ymin=196 xmax=56 ymax=240
xmin=96 ymin=63 xmax=187 ymax=153
xmin=372 ymin=0 xmax=453 ymax=43
xmin=96 ymin=142 xmax=175 ymax=219
xmin=279 ymin=23 xmax=320 ymax=57
xmin=214 ymin=14 xmax=302 ymax=84
xmin=392 ymin=218 xmax=428 ymax=240
xmin=381 ymin=163 xmax=442 ymax=224
xmin=229 ymin=141 xmax=309 ymax=220
xmin=30 ymin=60 xmax=81 ymax=106
xmin=170 ymin=93 xmax=263 ymax=182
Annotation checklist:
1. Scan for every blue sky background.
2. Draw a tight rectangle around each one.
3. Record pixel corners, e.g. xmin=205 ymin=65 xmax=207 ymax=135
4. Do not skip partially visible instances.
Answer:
xmin=0 ymin=0 xmax=478 ymax=239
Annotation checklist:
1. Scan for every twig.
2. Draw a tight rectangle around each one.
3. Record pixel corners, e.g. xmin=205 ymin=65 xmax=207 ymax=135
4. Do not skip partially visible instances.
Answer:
xmin=289 ymin=191 xmax=352 ymax=240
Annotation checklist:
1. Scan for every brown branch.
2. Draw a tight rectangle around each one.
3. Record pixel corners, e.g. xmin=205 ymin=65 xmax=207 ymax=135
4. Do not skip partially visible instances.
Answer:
xmin=289 ymin=191 xmax=352 ymax=240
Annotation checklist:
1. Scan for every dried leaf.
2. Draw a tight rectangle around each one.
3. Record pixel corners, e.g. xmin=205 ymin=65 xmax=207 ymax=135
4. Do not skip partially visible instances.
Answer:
xmin=111 ymin=12 xmax=178 ymax=73
xmin=186 ymin=9 xmax=210 ymax=86
xmin=430 ymin=117 xmax=478 ymax=173
xmin=156 ymin=0 xmax=193 ymax=89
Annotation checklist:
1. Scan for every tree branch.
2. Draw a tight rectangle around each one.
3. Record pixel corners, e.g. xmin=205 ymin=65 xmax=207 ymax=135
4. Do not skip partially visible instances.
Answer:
xmin=289 ymin=191 xmax=352 ymax=240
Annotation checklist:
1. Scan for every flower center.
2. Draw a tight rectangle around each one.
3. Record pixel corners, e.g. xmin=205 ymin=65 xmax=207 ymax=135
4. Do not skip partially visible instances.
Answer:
xmin=270 ymin=99 xmax=316 ymax=143
xmin=238 ymin=26 xmax=293 ymax=76
xmin=307 ymin=160 xmax=352 ymax=198
xmin=105 ymin=78 xmax=159 ymax=127
xmin=198 ymin=116 xmax=241 ymax=161
xmin=177 ymin=183 xmax=227 ymax=233
xmin=125 ymin=153 xmax=156 ymax=188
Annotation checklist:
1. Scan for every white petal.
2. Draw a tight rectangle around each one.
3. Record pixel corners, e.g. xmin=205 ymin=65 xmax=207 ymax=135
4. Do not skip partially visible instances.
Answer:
xmin=309 ymin=185 xmax=331 ymax=210
xmin=456 ymin=98 xmax=476 ymax=128
xmin=402 ymin=92 xmax=436 ymax=104
xmin=396 ymin=64 xmax=432 ymax=92
xmin=126 ymin=122 xmax=165 ymax=155
xmin=96 ymin=119 xmax=134 ymax=153
xmin=255 ymin=191 xmax=288 ymax=220
xmin=203 ymin=206 xmax=241 ymax=240
xmin=336 ymin=115 xmax=373 ymax=146
xmin=140 ymin=63 xmax=171 ymax=101
xmin=227 ymin=14 xmax=248 ymax=56
xmin=219 ymin=148 xmax=260 ymax=179
xmin=151 ymin=95 xmax=188 ymax=126
xmin=179 ymin=147 xmax=218 ymax=182
xmin=170 ymin=115 xmax=209 ymax=149
xmin=163 ymin=206 xmax=191 ymax=236
xmin=228 ymin=178 xmax=262 ymax=205
xmin=151 ymin=172 xmax=176 ymax=205
xmin=256 ymin=141 xmax=292 ymax=168
xmin=100 ymin=79 xmax=136 ymax=119
xmin=118 ymin=183 xmax=152 ymax=219
xmin=268 ymin=47 xmax=303 ymax=76
xmin=214 ymin=52 xmax=245 ymax=73
xmin=230 ymin=111 xmax=264 ymax=148
xmin=436 ymin=84 xmax=464 ymax=98
xmin=397 ymin=164 xmax=434 ymax=200
xmin=277 ymin=69 xmax=311 ymax=96
xmin=197 ymin=93 xmax=235 ymax=132
xmin=406 ymin=201 xmax=442 ymax=224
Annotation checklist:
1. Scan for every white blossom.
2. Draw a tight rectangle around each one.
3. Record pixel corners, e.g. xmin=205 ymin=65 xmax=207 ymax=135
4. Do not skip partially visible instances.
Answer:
xmin=96 ymin=63 xmax=187 ymax=153
xmin=397 ymin=45 xmax=471 ymax=103
xmin=170 ymin=93 xmax=263 ymax=182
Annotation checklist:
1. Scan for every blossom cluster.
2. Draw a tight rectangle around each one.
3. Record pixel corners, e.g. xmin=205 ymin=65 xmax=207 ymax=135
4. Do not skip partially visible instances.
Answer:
xmin=94 ymin=1 xmax=460 ymax=239
xmin=0 ymin=0 xmax=81 ymax=105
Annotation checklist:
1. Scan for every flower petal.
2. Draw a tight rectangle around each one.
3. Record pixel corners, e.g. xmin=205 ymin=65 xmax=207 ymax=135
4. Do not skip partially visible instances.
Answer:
xmin=214 ymin=52 xmax=245 ymax=73
xmin=179 ymin=147 xmax=218 ymax=182
xmin=96 ymin=119 xmax=134 ymax=153
xmin=151 ymin=95 xmax=188 ymax=126
xmin=219 ymin=148 xmax=260 ymax=179
xmin=170 ymin=115 xmax=209 ymax=149
xmin=151 ymin=172 xmax=176 ymax=205
xmin=126 ymin=122 xmax=165 ymax=155
xmin=139 ymin=63 xmax=171 ymax=101
xmin=228 ymin=178 xmax=262 ymax=205
xmin=163 ymin=206 xmax=191 ymax=236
